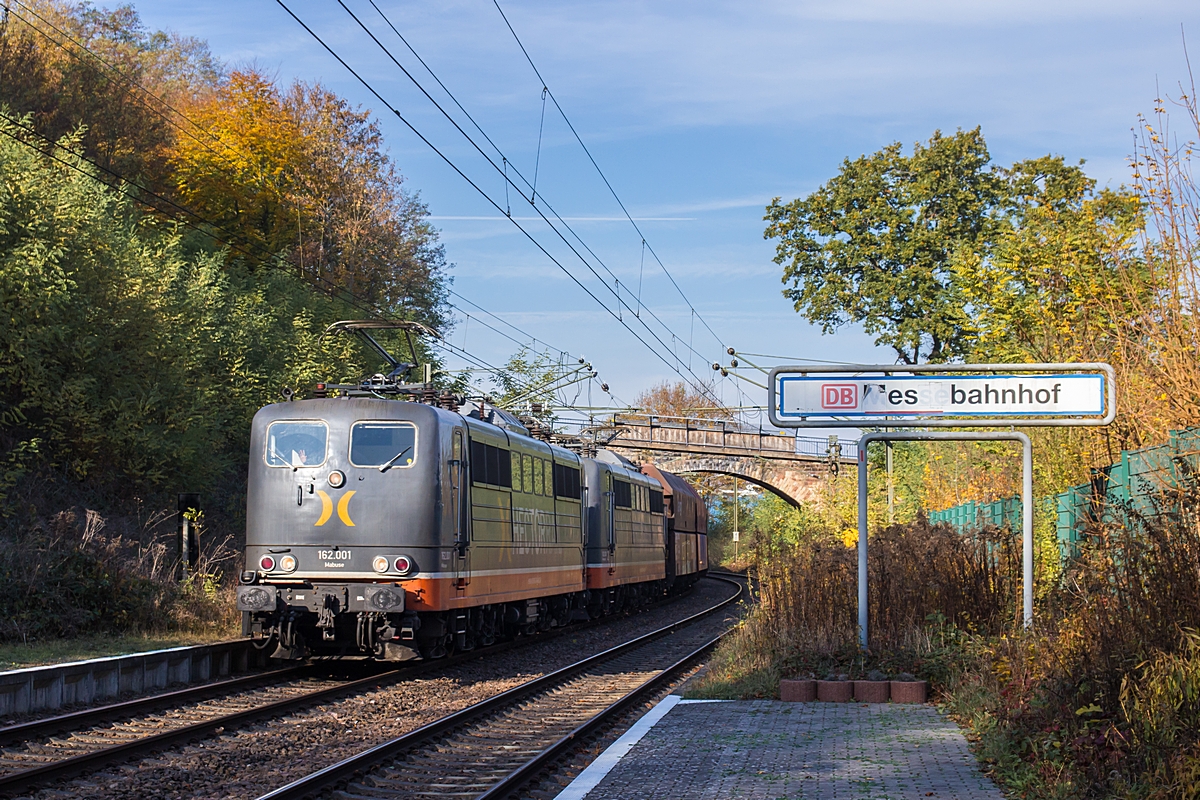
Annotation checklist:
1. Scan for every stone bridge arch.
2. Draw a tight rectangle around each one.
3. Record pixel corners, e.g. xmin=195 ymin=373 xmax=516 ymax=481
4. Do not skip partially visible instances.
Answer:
xmin=649 ymin=455 xmax=829 ymax=509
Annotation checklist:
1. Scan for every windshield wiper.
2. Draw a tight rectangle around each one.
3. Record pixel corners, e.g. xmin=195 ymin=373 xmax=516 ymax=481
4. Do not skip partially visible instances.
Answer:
xmin=379 ymin=446 xmax=413 ymax=473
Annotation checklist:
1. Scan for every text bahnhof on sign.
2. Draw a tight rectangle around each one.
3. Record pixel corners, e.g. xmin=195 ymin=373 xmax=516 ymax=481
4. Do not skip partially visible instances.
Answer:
xmin=776 ymin=374 xmax=1106 ymax=419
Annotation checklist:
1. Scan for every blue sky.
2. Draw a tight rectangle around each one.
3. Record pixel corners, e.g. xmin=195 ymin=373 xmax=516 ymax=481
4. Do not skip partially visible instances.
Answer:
xmin=132 ymin=0 xmax=1199 ymax=422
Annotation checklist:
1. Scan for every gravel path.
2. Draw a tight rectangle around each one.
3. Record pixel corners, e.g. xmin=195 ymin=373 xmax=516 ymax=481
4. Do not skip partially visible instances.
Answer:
xmin=24 ymin=578 xmax=742 ymax=800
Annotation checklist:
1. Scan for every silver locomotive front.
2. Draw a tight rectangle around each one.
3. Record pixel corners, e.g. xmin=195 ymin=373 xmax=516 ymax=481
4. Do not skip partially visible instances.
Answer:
xmin=237 ymin=398 xmax=453 ymax=659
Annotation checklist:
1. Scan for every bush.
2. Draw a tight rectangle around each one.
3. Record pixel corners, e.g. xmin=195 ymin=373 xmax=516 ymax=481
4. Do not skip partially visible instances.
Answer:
xmin=689 ymin=516 xmax=1014 ymax=698
xmin=692 ymin=491 xmax=1200 ymax=797
xmin=0 ymin=505 xmax=239 ymax=642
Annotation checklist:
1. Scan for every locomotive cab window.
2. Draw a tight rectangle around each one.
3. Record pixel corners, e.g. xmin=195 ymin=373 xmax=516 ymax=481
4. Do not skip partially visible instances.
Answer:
xmin=349 ymin=422 xmax=417 ymax=468
xmin=650 ymin=489 xmax=664 ymax=514
xmin=265 ymin=420 xmax=328 ymax=467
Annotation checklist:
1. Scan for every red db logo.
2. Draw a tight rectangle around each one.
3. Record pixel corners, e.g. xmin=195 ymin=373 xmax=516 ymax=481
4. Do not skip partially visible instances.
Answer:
xmin=822 ymin=384 xmax=857 ymax=409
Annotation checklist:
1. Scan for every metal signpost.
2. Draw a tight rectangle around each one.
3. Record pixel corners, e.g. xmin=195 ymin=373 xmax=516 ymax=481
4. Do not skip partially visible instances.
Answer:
xmin=767 ymin=363 xmax=1114 ymax=649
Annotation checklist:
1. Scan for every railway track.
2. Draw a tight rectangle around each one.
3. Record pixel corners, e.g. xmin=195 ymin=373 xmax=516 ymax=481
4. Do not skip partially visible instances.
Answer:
xmin=0 ymin=664 xmax=403 ymax=796
xmin=0 ymin=579 xmax=736 ymax=798
xmin=255 ymin=575 xmax=743 ymax=800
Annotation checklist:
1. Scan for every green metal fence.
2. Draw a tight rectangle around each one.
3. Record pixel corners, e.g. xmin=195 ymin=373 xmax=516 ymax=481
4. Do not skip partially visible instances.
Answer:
xmin=1055 ymin=427 xmax=1200 ymax=557
xmin=931 ymin=426 xmax=1200 ymax=561
xmin=928 ymin=497 xmax=1022 ymax=533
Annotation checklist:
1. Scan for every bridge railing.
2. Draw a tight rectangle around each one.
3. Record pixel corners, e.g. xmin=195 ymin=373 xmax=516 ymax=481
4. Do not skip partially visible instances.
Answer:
xmin=796 ymin=435 xmax=858 ymax=461
xmin=601 ymin=413 xmax=858 ymax=461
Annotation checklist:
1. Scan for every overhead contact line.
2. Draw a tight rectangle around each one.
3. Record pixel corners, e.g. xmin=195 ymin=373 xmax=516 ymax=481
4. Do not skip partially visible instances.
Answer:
xmin=277 ymin=0 xmax=721 ymax=407
xmin=276 ymin=1 xmax=715 ymax=407
xmin=360 ymin=0 xmax=733 ymax=404
xmin=492 ymin=0 xmax=734 ymax=362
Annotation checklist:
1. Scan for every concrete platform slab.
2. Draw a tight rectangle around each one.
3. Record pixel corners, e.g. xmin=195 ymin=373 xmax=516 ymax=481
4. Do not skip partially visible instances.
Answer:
xmin=560 ymin=697 xmax=1003 ymax=799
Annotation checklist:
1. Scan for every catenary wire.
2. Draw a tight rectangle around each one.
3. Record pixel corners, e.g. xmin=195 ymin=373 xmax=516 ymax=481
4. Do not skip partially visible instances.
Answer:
xmin=335 ymin=0 xmax=723 ymax=401
xmin=736 ymin=352 xmax=884 ymax=366
xmin=279 ymin=0 xmax=721 ymax=406
xmin=358 ymin=0 xmax=731 ymax=396
xmin=491 ymin=0 xmax=731 ymax=356
xmin=446 ymin=290 xmax=631 ymax=408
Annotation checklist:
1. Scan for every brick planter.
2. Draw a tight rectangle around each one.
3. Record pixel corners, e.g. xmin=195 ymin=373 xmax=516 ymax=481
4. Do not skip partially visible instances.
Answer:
xmin=853 ymin=680 xmax=890 ymax=703
xmin=779 ymin=679 xmax=817 ymax=702
xmin=890 ymin=680 xmax=928 ymax=703
xmin=816 ymin=680 xmax=853 ymax=702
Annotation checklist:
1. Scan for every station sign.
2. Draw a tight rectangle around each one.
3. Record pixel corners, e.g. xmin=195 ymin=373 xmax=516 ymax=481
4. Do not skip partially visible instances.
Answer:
xmin=768 ymin=364 xmax=1115 ymax=428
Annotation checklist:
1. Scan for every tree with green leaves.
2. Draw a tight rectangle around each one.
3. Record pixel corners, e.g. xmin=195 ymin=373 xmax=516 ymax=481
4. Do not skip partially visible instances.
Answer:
xmin=0 ymin=115 xmax=376 ymax=504
xmin=764 ymin=128 xmax=1004 ymax=364
xmin=490 ymin=348 xmax=569 ymax=425
xmin=955 ymin=155 xmax=1144 ymax=364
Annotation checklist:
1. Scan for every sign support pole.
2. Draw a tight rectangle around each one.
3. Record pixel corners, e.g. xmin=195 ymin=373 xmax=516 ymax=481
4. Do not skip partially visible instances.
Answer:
xmin=767 ymin=362 xmax=1112 ymax=651
xmin=886 ymin=441 xmax=894 ymax=523
xmin=856 ymin=430 xmax=1033 ymax=649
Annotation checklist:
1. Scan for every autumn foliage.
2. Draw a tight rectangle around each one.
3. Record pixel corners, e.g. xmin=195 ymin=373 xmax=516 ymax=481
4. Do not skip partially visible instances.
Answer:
xmin=1 ymin=1 xmax=447 ymax=321
xmin=0 ymin=1 xmax=451 ymax=639
xmin=170 ymin=70 xmax=448 ymax=315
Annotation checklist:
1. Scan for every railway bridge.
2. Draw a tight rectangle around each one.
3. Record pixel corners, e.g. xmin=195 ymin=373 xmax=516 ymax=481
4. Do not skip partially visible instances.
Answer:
xmin=584 ymin=414 xmax=857 ymax=508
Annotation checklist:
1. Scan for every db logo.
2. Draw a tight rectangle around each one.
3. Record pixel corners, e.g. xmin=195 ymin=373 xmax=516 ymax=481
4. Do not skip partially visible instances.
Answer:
xmin=822 ymin=384 xmax=857 ymax=409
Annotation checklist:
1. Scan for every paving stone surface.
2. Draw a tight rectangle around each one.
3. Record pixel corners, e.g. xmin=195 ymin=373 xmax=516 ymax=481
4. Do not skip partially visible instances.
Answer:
xmin=578 ymin=699 xmax=1004 ymax=799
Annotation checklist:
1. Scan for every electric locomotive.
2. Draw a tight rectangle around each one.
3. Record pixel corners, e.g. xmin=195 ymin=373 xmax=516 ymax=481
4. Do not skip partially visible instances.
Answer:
xmin=236 ymin=321 xmax=708 ymax=660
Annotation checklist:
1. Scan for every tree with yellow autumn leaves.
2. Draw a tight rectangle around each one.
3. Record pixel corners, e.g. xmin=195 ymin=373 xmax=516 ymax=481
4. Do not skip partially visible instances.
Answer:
xmin=0 ymin=2 xmax=450 ymax=507
xmin=169 ymin=69 xmax=448 ymax=320
xmin=1 ymin=1 xmax=447 ymax=326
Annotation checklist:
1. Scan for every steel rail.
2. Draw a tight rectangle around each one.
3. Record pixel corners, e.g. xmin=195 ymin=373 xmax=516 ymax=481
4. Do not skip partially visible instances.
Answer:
xmin=0 ymin=665 xmax=303 ymax=745
xmin=0 ymin=663 xmax=419 ymax=797
xmin=0 ymin=582 xmax=710 ymax=796
xmin=255 ymin=575 xmax=743 ymax=800
xmin=474 ymin=619 xmax=732 ymax=800
xmin=0 ymin=633 xmax=558 ymax=796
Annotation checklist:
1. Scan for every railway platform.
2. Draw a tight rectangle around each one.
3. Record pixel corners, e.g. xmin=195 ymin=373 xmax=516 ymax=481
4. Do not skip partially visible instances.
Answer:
xmin=558 ymin=694 xmax=1003 ymax=799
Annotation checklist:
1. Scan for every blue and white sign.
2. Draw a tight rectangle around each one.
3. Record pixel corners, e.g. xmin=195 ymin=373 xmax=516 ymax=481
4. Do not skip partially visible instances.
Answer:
xmin=768 ymin=365 xmax=1114 ymax=428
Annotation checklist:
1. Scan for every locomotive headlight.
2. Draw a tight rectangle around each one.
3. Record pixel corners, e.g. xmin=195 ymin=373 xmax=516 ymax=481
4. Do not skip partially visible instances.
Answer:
xmin=259 ymin=555 xmax=276 ymax=571
xmin=279 ymin=554 xmax=297 ymax=573
xmin=393 ymin=555 xmax=412 ymax=574
xmin=328 ymin=470 xmax=346 ymax=489
xmin=372 ymin=556 xmax=390 ymax=574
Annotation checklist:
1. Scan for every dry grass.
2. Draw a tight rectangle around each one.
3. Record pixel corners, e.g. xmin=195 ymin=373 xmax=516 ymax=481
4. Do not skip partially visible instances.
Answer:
xmin=938 ymin=496 xmax=1200 ymax=797
xmin=692 ymin=491 xmax=1200 ymax=797
xmin=0 ymin=504 xmax=241 ymax=647
xmin=0 ymin=630 xmax=238 ymax=670
xmin=688 ymin=517 xmax=1013 ymax=698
